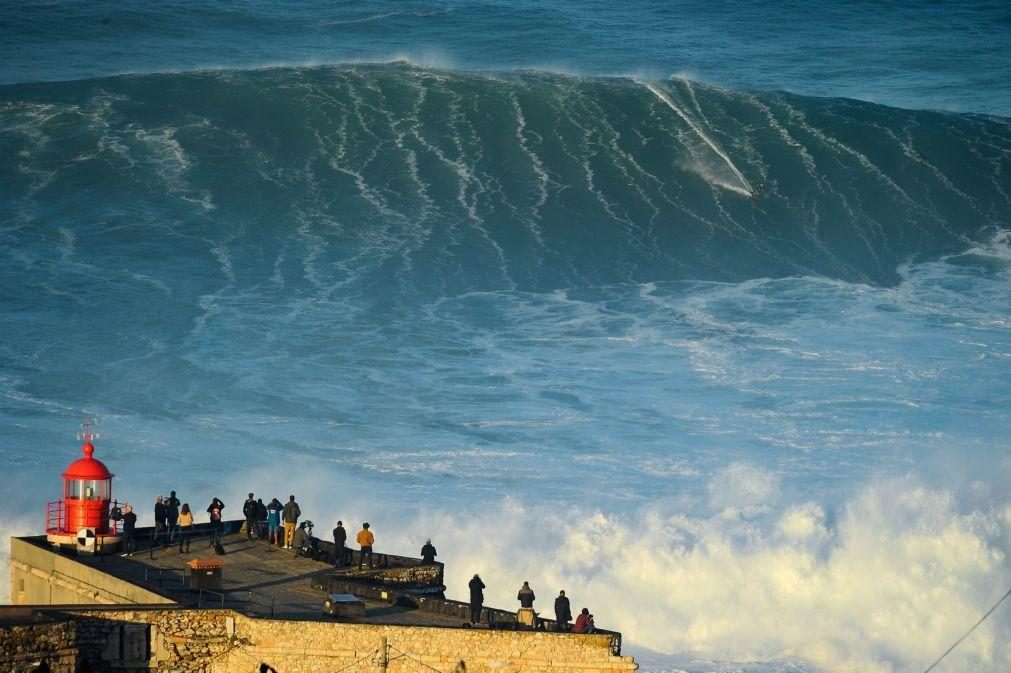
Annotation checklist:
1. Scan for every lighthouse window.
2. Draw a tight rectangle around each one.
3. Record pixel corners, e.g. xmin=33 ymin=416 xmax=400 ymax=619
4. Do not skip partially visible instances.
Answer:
xmin=82 ymin=480 xmax=105 ymax=500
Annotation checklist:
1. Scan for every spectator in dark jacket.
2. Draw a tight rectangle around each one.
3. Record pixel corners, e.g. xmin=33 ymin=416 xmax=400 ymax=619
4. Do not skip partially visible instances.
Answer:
xmin=206 ymin=497 xmax=225 ymax=546
xmin=554 ymin=590 xmax=572 ymax=631
xmin=165 ymin=491 xmax=180 ymax=543
xmin=421 ymin=538 xmax=437 ymax=564
xmin=517 ymin=581 xmax=536 ymax=609
xmin=206 ymin=497 xmax=225 ymax=516
xmin=255 ymin=499 xmax=267 ymax=539
xmin=120 ymin=505 xmax=137 ymax=556
xmin=153 ymin=496 xmax=168 ymax=547
xmin=469 ymin=574 xmax=486 ymax=624
xmin=332 ymin=521 xmax=348 ymax=566
xmin=243 ymin=493 xmax=257 ymax=539
xmin=209 ymin=508 xmax=223 ymax=547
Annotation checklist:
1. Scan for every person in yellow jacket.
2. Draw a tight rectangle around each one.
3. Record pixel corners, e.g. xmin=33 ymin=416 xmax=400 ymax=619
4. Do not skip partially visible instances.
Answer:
xmin=357 ymin=522 xmax=374 ymax=569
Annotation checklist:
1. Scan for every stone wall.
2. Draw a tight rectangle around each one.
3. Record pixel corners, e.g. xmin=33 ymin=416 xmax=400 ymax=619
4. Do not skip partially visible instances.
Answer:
xmin=1 ymin=608 xmax=636 ymax=673
xmin=224 ymin=615 xmax=636 ymax=673
xmin=74 ymin=608 xmax=233 ymax=672
xmin=0 ymin=620 xmax=77 ymax=673
xmin=342 ymin=562 xmax=444 ymax=589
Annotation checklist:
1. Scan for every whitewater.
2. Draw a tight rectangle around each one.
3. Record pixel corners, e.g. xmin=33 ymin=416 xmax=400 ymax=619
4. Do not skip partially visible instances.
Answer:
xmin=2 ymin=3 xmax=1011 ymax=672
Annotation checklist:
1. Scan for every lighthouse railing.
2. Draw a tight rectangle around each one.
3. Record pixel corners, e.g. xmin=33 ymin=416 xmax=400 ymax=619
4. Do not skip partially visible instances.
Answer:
xmin=45 ymin=499 xmax=66 ymax=534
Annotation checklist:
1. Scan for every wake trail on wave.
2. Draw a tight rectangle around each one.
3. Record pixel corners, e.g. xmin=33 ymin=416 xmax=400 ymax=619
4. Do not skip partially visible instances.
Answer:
xmin=639 ymin=80 xmax=755 ymax=197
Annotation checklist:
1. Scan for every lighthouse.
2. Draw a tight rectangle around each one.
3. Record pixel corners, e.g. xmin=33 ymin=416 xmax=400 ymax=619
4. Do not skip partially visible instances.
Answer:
xmin=46 ymin=422 xmax=122 ymax=553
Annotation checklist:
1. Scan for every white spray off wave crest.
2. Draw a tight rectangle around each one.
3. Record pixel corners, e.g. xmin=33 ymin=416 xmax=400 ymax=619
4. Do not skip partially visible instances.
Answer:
xmin=639 ymin=81 xmax=755 ymax=196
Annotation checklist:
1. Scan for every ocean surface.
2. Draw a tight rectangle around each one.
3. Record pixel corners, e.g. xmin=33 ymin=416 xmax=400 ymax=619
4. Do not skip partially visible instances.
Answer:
xmin=2 ymin=2 xmax=1010 ymax=672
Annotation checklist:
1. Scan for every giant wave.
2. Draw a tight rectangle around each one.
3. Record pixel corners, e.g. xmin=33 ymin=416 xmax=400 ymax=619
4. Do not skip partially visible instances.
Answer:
xmin=3 ymin=63 xmax=1009 ymax=296
xmin=3 ymin=63 xmax=1011 ymax=673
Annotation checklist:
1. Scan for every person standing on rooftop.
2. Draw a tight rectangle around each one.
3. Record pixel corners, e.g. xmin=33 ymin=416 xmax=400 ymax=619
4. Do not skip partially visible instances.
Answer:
xmin=165 ymin=491 xmax=180 ymax=544
xmin=255 ymin=498 xmax=267 ymax=539
xmin=178 ymin=503 xmax=193 ymax=553
xmin=209 ymin=507 xmax=223 ymax=548
xmin=120 ymin=504 xmax=137 ymax=556
xmin=554 ymin=590 xmax=572 ymax=631
xmin=421 ymin=538 xmax=437 ymax=564
xmin=267 ymin=498 xmax=283 ymax=547
xmin=282 ymin=495 xmax=301 ymax=549
xmin=357 ymin=522 xmax=374 ymax=569
xmin=153 ymin=495 xmax=167 ymax=547
xmin=206 ymin=496 xmax=225 ymax=517
xmin=206 ymin=497 xmax=225 ymax=546
xmin=469 ymin=574 xmax=486 ymax=625
xmin=333 ymin=520 xmax=348 ymax=567
xmin=243 ymin=493 xmax=257 ymax=540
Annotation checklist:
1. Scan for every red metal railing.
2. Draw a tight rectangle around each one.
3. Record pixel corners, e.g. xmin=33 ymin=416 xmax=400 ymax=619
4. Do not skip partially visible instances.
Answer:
xmin=46 ymin=499 xmax=66 ymax=534
xmin=44 ymin=499 xmax=120 ymax=536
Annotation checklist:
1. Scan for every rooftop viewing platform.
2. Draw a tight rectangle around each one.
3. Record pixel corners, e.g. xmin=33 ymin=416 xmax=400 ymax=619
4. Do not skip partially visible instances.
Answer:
xmin=12 ymin=522 xmax=618 ymax=644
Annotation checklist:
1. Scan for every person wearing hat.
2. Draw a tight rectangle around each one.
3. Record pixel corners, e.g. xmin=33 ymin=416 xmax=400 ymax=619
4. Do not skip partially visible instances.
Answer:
xmin=357 ymin=522 xmax=375 ymax=569
xmin=468 ymin=574 xmax=486 ymax=625
xmin=420 ymin=538 xmax=437 ymax=564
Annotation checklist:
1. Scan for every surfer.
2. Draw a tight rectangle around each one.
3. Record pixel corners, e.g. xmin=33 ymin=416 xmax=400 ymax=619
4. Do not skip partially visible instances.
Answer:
xmin=751 ymin=180 xmax=765 ymax=203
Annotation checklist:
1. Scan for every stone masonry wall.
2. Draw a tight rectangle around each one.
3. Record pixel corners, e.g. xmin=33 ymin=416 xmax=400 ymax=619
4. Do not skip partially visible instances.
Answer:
xmin=342 ymin=563 xmax=444 ymax=588
xmin=224 ymin=615 xmax=636 ymax=673
xmin=74 ymin=609 xmax=233 ymax=672
xmin=2 ymin=609 xmax=637 ymax=673
xmin=0 ymin=620 xmax=77 ymax=673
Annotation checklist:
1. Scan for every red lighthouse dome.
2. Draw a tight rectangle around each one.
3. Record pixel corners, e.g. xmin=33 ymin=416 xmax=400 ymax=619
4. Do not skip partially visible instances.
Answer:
xmin=61 ymin=441 xmax=114 ymax=481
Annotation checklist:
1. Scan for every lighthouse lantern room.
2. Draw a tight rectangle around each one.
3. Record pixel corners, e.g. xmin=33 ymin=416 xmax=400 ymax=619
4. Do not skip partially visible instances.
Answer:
xmin=46 ymin=423 xmax=121 ymax=552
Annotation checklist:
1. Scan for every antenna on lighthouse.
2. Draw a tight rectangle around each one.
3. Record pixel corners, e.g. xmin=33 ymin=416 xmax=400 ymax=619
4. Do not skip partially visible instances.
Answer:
xmin=77 ymin=419 xmax=100 ymax=444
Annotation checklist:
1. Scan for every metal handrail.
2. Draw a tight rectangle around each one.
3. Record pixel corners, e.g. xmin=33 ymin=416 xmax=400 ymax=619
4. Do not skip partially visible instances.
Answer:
xmin=143 ymin=567 xmax=186 ymax=588
xmin=244 ymin=589 xmax=275 ymax=618
xmin=197 ymin=588 xmax=225 ymax=610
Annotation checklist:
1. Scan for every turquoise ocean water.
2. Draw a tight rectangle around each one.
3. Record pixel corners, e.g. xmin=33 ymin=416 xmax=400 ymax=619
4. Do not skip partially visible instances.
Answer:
xmin=2 ymin=2 xmax=1010 ymax=671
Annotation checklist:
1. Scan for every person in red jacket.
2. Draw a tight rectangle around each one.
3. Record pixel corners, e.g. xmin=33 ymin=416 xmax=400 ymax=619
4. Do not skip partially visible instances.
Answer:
xmin=572 ymin=608 xmax=595 ymax=634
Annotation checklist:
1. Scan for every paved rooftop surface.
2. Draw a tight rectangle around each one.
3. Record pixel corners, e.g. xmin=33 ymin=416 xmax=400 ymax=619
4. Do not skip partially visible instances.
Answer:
xmin=77 ymin=533 xmax=466 ymax=626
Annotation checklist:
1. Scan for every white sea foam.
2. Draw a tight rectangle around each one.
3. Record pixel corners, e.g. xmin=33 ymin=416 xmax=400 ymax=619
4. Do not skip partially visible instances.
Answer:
xmin=62 ymin=458 xmax=1002 ymax=673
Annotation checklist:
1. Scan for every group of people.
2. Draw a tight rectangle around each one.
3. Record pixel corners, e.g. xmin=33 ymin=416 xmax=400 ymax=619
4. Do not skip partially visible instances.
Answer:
xmin=468 ymin=577 xmax=595 ymax=633
xmin=124 ymin=490 xmax=597 ymax=632
xmin=239 ymin=492 xmax=389 ymax=572
xmin=239 ymin=493 xmax=303 ymax=549
xmin=118 ymin=490 xmax=197 ymax=557
xmin=329 ymin=520 xmax=383 ymax=569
